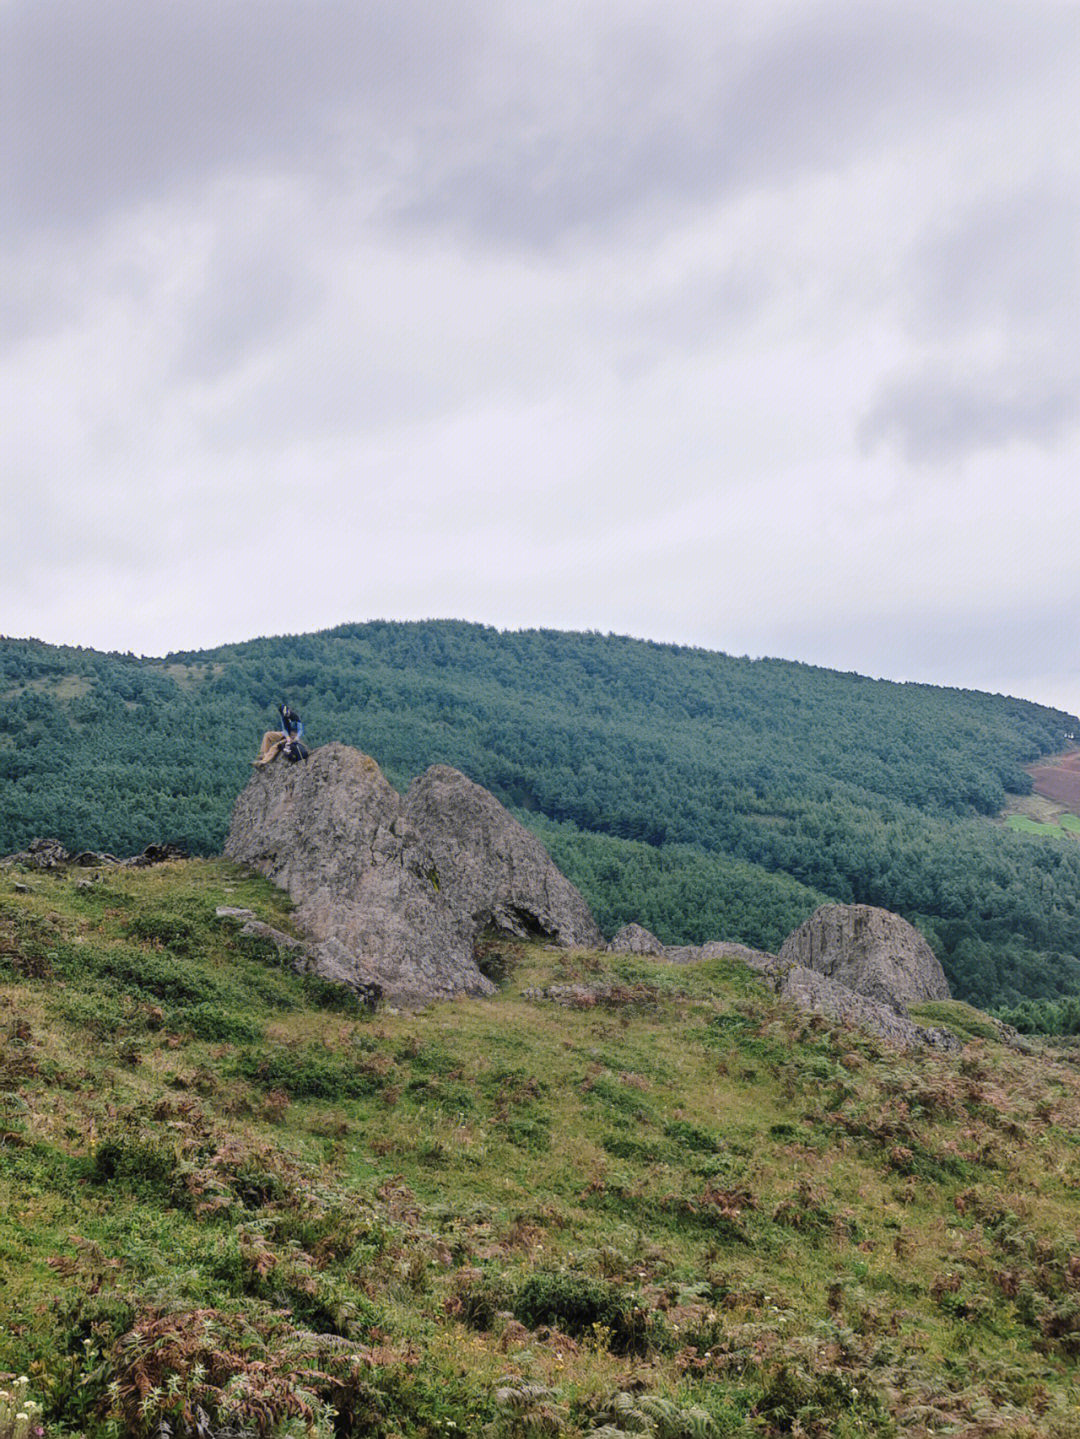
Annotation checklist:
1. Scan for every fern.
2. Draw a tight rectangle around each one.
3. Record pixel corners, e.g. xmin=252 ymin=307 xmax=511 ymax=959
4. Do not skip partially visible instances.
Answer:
xmin=589 ymin=1390 xmax=716 ymax=1438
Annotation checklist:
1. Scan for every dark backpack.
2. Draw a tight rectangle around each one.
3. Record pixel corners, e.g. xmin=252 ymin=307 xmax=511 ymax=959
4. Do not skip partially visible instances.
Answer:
xmin=282 ymin=740 xmax=308 ymax=763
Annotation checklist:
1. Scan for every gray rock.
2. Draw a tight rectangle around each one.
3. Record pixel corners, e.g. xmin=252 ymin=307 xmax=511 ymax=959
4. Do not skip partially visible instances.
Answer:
xmin=666 ymin=939 xmax=778 ymax=969
xmin=403 ymin=765 xmax=602 ymax=950
xmin=215 ymin=906 xmax=256 ymax=921
xmin=776 ymin=965 xmax=960 ymax=1051
xmin=4 ymin=838 xmax=75 ymax=869
xmin=778 ymin=903 xmax=950 ymax=1009
xmin=224 ymin=744 xmax=601 ymax=1005
xmin=2 ymin=838 xmax=184 ymax=870
xmin=238 ymin=919 xmax=300 ymax=949
xmin=608 ymin=923 xmax=664 ymax=955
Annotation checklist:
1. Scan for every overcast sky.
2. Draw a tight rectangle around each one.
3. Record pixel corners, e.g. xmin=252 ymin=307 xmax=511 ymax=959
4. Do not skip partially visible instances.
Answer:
xmin=4 ymin=0 xmax=1079 ymax=716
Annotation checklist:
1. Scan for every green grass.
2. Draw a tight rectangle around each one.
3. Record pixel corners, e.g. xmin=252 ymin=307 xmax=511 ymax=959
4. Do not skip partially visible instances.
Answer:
xmin=908 ymin=999 xmax=1005 ymax=1043
xmin=2 ymin=859 xmax=1080 ymax=1436
xmin=1005 ymin=812 xmax=1080 ymax=839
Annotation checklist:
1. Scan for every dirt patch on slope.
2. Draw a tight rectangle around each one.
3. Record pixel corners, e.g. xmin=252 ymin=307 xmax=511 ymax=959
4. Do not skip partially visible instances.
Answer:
xmin=1027 ymin=749 xmax=1080 ymax=814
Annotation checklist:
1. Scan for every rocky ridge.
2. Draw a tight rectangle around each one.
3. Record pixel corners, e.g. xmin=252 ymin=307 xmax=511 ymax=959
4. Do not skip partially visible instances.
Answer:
xmin=1 ymin=838 xmax=189 ymax=870
xmin=6 ymin=756 xmax=965 ymax=1048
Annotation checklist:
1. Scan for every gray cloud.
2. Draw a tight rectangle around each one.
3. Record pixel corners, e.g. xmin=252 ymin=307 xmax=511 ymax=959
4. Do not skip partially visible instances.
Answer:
xmin=911 ymin=189 xmax=1079 ymax=339
xmin=391 ymin=1 xmax=1074 ymax=248
xmin=2 ymin=0 xmax=481 ymax=232
xmin=860 ymin=185 xmax=1080 ymax=462
xmin=8 ymin=0 xmax=1072 ymax=254
xmin=170 ymin=222 xmax=324 ymax=383
xmin=858 ymin=370 xmax=1079 ymax=464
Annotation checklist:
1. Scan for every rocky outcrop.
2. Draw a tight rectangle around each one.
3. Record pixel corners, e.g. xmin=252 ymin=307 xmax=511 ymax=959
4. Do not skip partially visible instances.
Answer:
xmin=403 ymin=766 xmax=602 ymax=948
xmin=666 ymin=939 xmax=778 ymax=969
xmin=607 ymin=925 xmax=776 ymax=968
xmin=224 ymin=744 xmax=601 ymax=1005
xmin=604 ymin=901 xmax=955 ymax=1049
xmin=608 ymin=923 xmax=664 ymax=955
xmin=778 ymin=904 xmax=950 ymax=1009
xmin=2 ymin=838 xmax=188 ymax=870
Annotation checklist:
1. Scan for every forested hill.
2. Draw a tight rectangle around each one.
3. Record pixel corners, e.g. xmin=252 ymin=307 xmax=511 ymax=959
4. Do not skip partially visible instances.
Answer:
xmin=3 ymin=620 xmax=1079 ymax=1008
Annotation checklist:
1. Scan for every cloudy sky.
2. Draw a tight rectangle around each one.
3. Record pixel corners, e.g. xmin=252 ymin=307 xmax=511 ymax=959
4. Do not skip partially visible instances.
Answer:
xmin=4 ymin=0 xmax=1079 ymax=715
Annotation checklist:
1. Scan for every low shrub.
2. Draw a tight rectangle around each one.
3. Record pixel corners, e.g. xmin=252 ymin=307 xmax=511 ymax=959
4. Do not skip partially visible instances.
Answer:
xmin=513 ymin=1271 xmax=656 ymax=1355
xmin=753 ymin=1361 xmax=886 ymax=1437
xmin=235 ymin=1046 xmax=385 ymax=1100
xmin=91 ymin=1132 xmax=181 ymax=1198
xmin=123 ymin=913 xmax=197 ymax=953
xmin=182 ymin=1002 xmax=261 ymax=1044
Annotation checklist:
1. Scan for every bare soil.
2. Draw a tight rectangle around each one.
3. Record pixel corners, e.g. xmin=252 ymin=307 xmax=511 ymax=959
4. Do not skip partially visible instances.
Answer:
xmin=1027 ymin=748 xmax=1080 ymax=814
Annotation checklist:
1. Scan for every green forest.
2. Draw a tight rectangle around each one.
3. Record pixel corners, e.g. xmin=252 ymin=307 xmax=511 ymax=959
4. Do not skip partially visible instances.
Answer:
xmin=2 ymin=620 xmax=1079 ymax=1010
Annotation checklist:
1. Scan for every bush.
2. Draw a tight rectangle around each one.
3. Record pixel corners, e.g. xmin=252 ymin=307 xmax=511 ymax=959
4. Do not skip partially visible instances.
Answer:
xmin=754 ymin=1361 xmax=886 ymax=1437
xmin=513 ymin=1271 xmax=655 ymax=1355
xmin=300 ymin=972 xmax=373 ymax=1014
xmin=236 ymin=1046 xmax=385 ymax=1100
xmin=183 ymin=1002 xmax=261 ymax=1044
xmin=91 ymin=1133 xmax=179 ymax=1198
xmin=124 ymin=913 xmax=198 ymax=952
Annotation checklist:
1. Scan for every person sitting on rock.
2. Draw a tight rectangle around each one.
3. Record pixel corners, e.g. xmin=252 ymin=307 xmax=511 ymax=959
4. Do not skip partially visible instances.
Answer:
xmin=278 ymin=701 xmax=308 ymax=761
xmin=252 ymin=729 xmax=287 ymax=766
xmin=252 ymin=701 xmax=308 ymax=766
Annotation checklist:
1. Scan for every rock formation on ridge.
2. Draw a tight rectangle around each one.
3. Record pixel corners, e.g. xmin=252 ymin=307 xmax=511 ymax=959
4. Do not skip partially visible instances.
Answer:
xmin=778 ymin=903 xmax=950 ymax=1009
xmin=608 ymin=923 xmax=665 ymax=955
xmin=601 ymin=902 xmax=956 ymax=1049
xmin=2 ymin=838 xmax=189 ymax=870
xmin=224 ymin=744 xmax=601 ymax=1004
xmin=776 ymin=965 xmax=959 ymax=1050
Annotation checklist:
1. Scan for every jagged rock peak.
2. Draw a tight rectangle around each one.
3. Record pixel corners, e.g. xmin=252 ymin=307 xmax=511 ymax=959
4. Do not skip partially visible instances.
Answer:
xmin=224 ymin=744 xmax=601 ymax=1005
xmin=778 ymin=903 xmax=950 ymax=1010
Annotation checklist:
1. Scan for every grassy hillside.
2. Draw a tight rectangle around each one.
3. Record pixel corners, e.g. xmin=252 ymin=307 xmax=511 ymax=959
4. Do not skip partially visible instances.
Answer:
xmin=2 ymin=621 xmax=1080 ymax=1008
xmin=3 ymin=858 xmax=1080 ymax=1437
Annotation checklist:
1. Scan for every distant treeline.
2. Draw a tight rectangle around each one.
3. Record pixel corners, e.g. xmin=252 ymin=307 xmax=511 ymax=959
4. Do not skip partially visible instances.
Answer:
xmin=2 ymin=620 xmax=1079 ymax=1009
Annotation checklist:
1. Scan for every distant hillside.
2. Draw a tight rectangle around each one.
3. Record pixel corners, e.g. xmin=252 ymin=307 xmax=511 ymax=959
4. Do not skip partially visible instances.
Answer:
xmin=3 ymin=857 xmax=1080 ymax=1437
xmin=2 ymin=620 xmax=1080 ymax=1007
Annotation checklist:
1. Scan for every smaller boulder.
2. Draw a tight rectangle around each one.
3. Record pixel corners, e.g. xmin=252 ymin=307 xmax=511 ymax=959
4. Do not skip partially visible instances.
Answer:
xmin=608 ymin=923 xmax=664 ymax=955
xmin=666 ymin=939 xmax=778 ymax=969
xmin=779 ymin=904 xmax=949 ymax=1010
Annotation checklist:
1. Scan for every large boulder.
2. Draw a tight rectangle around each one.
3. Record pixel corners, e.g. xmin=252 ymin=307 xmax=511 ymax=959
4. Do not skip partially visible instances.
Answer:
xmin=224 ymin=745 xmax=601 ymax=1005
xmin=778 ymin=903 xmax=950 ymax=1009
xmin=403 ymin=765 xmax=601 ymax=947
